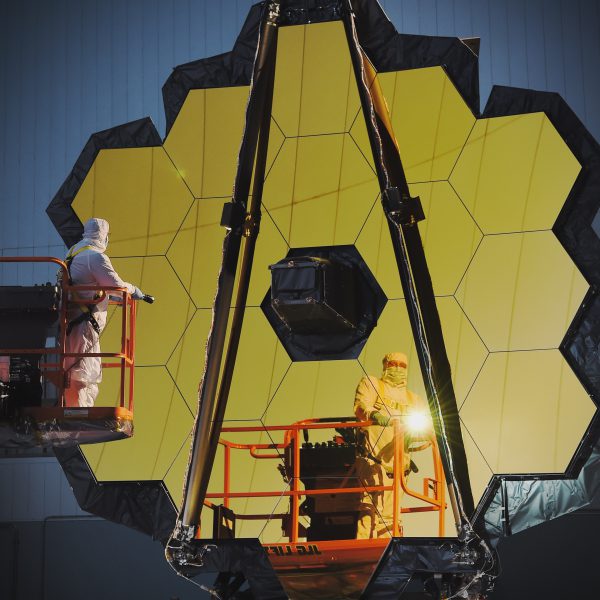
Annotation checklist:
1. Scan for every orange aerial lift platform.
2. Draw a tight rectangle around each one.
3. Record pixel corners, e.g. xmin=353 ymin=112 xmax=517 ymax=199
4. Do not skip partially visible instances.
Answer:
xmin=0 ymin=256 xmax=138 ymax=447
xmin=204 ymin=417 xmax=450 ymax=598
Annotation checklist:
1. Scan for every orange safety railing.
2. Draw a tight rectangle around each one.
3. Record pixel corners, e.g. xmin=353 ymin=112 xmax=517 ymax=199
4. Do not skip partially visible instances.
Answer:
xmin=205 ymin=418 xmax=446 ymax=542
xmin=0 ymin=257 xmax=137 ymax=411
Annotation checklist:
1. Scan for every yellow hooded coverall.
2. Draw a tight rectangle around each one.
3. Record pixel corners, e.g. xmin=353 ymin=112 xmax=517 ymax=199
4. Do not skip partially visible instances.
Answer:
xmin=353 ymin=352 xmax=429 ymax=539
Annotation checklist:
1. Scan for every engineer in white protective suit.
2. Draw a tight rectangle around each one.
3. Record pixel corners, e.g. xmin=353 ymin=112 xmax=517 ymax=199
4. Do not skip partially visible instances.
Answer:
xmin=63 ymin=218 xmax=146 ymax=408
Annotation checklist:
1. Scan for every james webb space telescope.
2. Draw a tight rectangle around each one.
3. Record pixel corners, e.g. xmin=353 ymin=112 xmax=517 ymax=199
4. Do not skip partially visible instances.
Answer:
xmin=29 ymin=0 xmax=598 ymax=595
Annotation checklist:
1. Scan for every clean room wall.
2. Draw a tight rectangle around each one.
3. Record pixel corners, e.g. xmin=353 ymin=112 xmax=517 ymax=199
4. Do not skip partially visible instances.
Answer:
xmin=1 ymin=0 xmax=599 ymax=284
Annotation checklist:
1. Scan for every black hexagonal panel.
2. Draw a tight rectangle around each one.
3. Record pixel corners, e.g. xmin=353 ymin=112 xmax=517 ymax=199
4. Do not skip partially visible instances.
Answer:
xmin=261 ymin=245 xmax=387 ymax=361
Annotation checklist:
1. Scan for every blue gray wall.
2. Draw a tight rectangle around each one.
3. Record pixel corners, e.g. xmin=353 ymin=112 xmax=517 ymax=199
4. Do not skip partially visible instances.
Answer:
xmin=0 ymin=517 xmax=201 ymax=600
xmin=1 ymin=1 xmax=600 ymax=598
xmin=0 ymin=455 xmax=202 ymax=599
xmin=1 ymin=0 xmax=600 ymax=282
xmin=0 ymin=456 xmax=86 ymax=521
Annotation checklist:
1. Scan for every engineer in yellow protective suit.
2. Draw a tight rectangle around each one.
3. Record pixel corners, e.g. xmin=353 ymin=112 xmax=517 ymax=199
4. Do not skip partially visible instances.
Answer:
xmin=353 ymin=352 xmax=431 ymax=539
xmin=63 ymin=218 xmax=146 ymax=408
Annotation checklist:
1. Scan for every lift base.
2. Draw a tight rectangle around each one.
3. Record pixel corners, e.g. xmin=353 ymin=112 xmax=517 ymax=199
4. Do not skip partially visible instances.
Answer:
xmin=169 ymin=537 xmax=488 ymax=599
xmin=0 ymin=406 xmax=133 ymax=448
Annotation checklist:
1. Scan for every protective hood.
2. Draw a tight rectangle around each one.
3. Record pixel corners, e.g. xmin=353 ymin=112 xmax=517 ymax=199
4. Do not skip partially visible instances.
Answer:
xmin=82 ymin=218 xmax=109 ymax=252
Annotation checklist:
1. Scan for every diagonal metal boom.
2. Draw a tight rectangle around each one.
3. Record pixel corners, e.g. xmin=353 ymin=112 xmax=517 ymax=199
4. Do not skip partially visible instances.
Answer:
xmin=170 ymin=0 xmax=281 ymax=546
xmin=341 ymin=0 xmax=475 ymax=533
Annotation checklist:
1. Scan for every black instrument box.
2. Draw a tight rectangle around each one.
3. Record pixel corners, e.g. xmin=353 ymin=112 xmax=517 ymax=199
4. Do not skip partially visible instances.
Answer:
xmin=0 ymin=284 xmax=59 ymax=349
xmin=269 ymin=256 xmax=358 ymax=334
xmin=284 ymin=440 xmax=361 ymax=541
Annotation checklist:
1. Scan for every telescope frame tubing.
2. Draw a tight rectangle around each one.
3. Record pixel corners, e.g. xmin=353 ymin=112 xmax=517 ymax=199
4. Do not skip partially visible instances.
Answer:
xmin=340 ymin=0 xmax=475 ymax=533
xmin=172 ymin=0 xmax=281 ymax=544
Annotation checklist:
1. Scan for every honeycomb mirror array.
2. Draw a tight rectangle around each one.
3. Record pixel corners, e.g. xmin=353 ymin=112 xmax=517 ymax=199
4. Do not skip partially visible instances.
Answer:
xmin=65 ymin=20 xmax=593 ymax=537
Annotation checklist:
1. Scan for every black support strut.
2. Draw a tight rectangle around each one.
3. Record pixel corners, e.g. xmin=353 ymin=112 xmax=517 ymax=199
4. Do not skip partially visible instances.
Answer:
xmin=169 ymin=0 xmax=281 ymax=549
xmin=341 ymin=0 xmax=475 ymax=531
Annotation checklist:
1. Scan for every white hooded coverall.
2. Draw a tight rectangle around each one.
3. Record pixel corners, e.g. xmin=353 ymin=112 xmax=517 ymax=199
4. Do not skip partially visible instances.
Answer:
xmin=64 ymin=218 xmax=142 ymax=407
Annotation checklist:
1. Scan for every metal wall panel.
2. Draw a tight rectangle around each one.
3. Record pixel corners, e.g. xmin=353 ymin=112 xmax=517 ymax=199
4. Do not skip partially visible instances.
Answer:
xmin=0 ymin=0 xmax=257 ymax=283
xmin=2 ymin=0 xmax=600 ymax=284
xmin=0 ymin=458 xmax=86 ymax=521
xmin=0 ymin=519 xmax=203 ymax=600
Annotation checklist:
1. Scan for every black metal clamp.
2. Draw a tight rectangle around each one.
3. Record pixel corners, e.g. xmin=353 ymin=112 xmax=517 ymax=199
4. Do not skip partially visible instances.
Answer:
xmin=382 ymin=186 xmax=425 ymax=226
xmin=220 ymin=201 xmax=247 ymax=235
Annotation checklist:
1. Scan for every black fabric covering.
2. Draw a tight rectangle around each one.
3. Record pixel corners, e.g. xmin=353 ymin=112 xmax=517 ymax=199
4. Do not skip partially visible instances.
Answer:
xmin=484 ymin=86 xmax=600 ymax=286
xmin=160 ymin=0 xmax=480 ymax=138
xmin=34 ymin=416 xmax=133 ymax=446
xmin=261 ymin=245 xmax=387 ymax=361
xmin=564 ymin=287 xmax=600 ymax=398
xmin=46 ymin=118 xmax=162 ymax=247
xmin=351 ymin=0 xmax=480 ymax=113
xmin=54 ymin=446 xmax=177 ymax=544
xmin=562 ymin=288 xmax=600 ymax=473
xmin=477 ymin=437 xmax=600 ymax=548
xmin=0 ymin=416 xmax=132 ymax=448
xmin=470 ymin=86 xmax=600 ymax=543
xmin=278 ymin=0 xmax=342 ymax=25
xmin=0 ymin=419 xmax=39 ymax=447
xmin=361 ymin=538 xmax=483 ymax=599
xmin=179 ymin=539 xmax=287 ymax=599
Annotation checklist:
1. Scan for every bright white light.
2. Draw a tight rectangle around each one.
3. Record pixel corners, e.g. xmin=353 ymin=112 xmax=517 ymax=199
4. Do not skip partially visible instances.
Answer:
xmin=405 ymin=412 xmax=429 ymax=432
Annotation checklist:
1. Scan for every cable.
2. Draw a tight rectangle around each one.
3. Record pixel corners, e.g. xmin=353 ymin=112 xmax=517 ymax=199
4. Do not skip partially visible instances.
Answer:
xmin=443 ymin=536 xmax=498 ymax=600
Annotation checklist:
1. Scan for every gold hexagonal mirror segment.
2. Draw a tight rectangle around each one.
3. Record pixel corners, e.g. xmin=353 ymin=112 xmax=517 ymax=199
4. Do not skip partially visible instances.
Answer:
xmin=272 ymin=21 xmax=361 ymax=137
xmin=163 ymin=85 xmax=284 ymax=199
xmin=166 ymin=308 xmax=214 ymax=412
xmin=456 ymin=231 xmax=588 ymax=352
xmin=350 ymin=66 xmax=476 ymax=184
xmin=168 ymin=307 xmax=290 ymax=420
xmin=450 ymin=112 xmax=581 ymax=234
xmin=82 ymin=366 xmax=194 ymax=482
xmin=72 ymin=146 xmax=193 ymax=256
xmin=262 ymin=134 xmax=379 ymax=248
xmin=167 ymin=199 xmax=288 ymax=309
xmin=262 ymin=359 xmax=367 ymax=427
xmin=360 ymin=297 xmax=488 ymax=407
xmin=99 ymin=255 xmax=195 ymax=366
xmin=221 ymin=307 xmax=292 ymax=422
xmin=460 ymin=350 xmax=595 ymax=475
xmin=356 ymin=181 xmax=482 ymax=299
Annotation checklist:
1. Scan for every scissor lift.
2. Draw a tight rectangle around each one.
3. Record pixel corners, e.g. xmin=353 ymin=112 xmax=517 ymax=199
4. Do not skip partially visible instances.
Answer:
xmin=201 ymin=417 xmax=446 ymax=597
xmin=0 ymin=256 xmax=137 ymax=447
